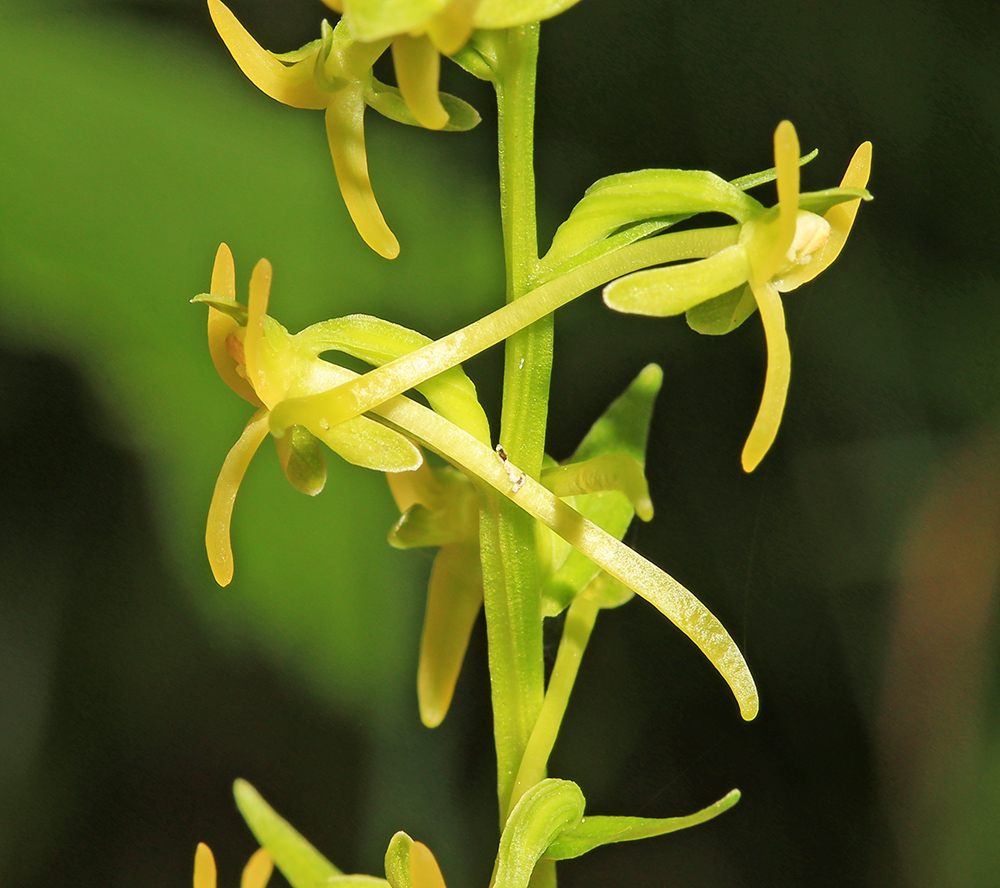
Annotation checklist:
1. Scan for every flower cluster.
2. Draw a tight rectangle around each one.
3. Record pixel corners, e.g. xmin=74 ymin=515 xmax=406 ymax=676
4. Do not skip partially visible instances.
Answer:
xmin=194 ymin=122 xmax=869 ymax=730
xmin=194 ymin=3 xmax=871 ymax=866
xmin=194 ymin=244 xmax=758 ymax=721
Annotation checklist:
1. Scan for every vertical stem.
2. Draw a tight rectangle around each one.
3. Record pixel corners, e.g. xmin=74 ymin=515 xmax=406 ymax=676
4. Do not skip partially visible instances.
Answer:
xmin=497 ymin=23 xmax=550 ymax=473
xmin=480 ymin=22 xmax=548 ymax=829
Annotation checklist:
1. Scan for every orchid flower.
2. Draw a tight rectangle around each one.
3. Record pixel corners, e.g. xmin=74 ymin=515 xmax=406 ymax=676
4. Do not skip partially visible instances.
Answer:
xmin=207 ymin=0 xmax=480 ymax=258
xmin=193 ymin=843 xmax=273 ymax=888
xmin=195 ymin=245 xmax=758 ymax=719
xmin=195 ymin=242 xmax=490 ymax=587
xmin=603 ymin=120 xmax=873 ymax=471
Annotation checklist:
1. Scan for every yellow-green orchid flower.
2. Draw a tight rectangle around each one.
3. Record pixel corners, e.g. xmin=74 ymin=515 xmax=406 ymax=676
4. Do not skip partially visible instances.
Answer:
xmin=194 ymin=843 xmax=273 ymax=888
xmin=603 ymin=120 xmax=872 ymax=471
xmin=195 ymin=246 xmax=759 ymax=719
xmin=208 ymin=0 xmax=480 ymax=258
xmin=197 ymin=243 xmax=429 ymax=586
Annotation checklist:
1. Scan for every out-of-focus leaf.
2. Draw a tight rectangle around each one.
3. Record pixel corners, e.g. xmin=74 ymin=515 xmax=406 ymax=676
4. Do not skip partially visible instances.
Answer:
xmin=0 ymin=9 xmax=501 ymax=717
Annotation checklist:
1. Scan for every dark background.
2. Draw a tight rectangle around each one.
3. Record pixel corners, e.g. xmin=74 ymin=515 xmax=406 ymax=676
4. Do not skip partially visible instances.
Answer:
xmin=2 ymin=1 xmax=999 ymax=885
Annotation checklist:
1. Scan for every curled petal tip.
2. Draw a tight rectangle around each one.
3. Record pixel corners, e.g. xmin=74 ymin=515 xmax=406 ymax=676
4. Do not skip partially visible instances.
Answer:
xmin=740 ymin=445 xmax=763 ymax=474
xmin=211 ymin=243 xmax=236 ymax=299
xmin=843 ymin=141 xmax=873 ymax=189
xmin=208 ymin=0 xmax=327 ymax=109
xmin=210 ymin=553 xmax=235 ymax=587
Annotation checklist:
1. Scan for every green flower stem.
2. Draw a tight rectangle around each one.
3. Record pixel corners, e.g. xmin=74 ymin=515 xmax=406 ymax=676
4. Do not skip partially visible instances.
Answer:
xmin=488 ymin=22 xmax=547 ymax=830
xmin=496 ymin=23 xmax=541 ymax=308
xmin=508 ymin=591 xmax=601 ymax=812
xmin=268 ymin=226 xmax=739 ymax=437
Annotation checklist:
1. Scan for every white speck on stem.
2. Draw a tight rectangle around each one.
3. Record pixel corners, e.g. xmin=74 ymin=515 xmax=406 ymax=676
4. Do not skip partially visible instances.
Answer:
xmin=319 ymin=418 xmax=330 ymax=430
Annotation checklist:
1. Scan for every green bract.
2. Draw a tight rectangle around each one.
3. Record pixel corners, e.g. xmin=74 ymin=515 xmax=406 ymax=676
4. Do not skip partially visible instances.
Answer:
xmin=544 ymin=789 xmax=742 ymax=860
xmin=539 ymin=363 xmax=661 ymax=617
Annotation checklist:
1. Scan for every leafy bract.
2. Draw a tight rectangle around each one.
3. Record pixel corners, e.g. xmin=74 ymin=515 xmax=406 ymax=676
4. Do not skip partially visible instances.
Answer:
xmin=540 ymin=364 xmax=662 ymax=616
xmin=544 ymin=789 xmax=741 ymax=860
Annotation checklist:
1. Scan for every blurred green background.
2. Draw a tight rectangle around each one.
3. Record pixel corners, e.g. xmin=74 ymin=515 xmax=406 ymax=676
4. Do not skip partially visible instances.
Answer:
xmin=2 ymin=0 xmax=999 ymax=885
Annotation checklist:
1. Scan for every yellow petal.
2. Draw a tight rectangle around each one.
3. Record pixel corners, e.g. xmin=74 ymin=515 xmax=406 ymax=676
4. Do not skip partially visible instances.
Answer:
xmin=756 ymin=120 xmax=801 ymax=283
xmin=410 ymin=842 xmax=447 ymax=888
xmin=240 ymin=848 xmax=274 ymax=888
xmin=741 ymin=281 xmax=790 ymax=472
xmin=210 ymin=242 xmax=236 ymax=300
xmin=418 ymin=544 xmax=483 ymax=727
xmin=774 ymin=140 xmax=872 ymax=291
xmin=603 ymin=243 xmax=751 ymax=317
xmin=392 ymin=34 xmax=449 ymax=130
xmin=243 ymin=258 xmax=272 ymax=399
xmin=194 ymin=844 xmax=217 ymax=888
xmin=206 ymin=408 xmax=271 ymax=586
xmin=208 ymin=0 xmax=329 ymax=110
xmin=325 ymin=94 xmax=401 ymax=258
xmin=207 ymin=244 xmax=262 ymax=406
